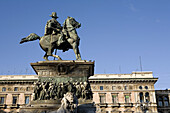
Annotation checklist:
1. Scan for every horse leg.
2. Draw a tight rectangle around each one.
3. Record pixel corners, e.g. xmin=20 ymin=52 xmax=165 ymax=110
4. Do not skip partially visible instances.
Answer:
xmin=43 ymin=53 xmax=49 ymax=61
xmin=68 ymin=32 xmax=82 ymax=60
xmin=72 ymin=43 xmax=82 ymax=60
xmin=77 ymin=46 xmax=82 ymax=60
xmin=72 ymin=43 xmax=78 ymax=60
xmin=50 ymin=49 xmax=62 ymax=60
xmin=52 ymin=54 xmax=62 ymax=60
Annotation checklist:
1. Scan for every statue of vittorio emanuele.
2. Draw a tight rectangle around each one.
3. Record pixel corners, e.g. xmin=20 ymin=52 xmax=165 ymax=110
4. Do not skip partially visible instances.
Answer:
xmin=20 ymin=12 xmax=82 ymax=61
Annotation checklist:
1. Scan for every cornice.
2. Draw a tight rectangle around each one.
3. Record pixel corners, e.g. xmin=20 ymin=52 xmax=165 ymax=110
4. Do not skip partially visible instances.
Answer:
xmin=89 ymin=78 xmax=158 ymax=83
xmin=0 ymin=79 xmax=37 ymax=84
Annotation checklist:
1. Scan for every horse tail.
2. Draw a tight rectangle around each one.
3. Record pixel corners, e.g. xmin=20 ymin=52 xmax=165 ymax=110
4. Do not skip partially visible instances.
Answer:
xmin=20 ymin=33 xmax=40 ymax=44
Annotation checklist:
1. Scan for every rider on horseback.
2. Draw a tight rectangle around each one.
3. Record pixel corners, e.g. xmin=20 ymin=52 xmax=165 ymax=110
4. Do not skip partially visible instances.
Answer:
xmin=20 ymin=13 xmax=82 ymax=61
xmin=44 ymin=12 xmax=65 ymax=56
xmin=44 ymin=12 xmax=62 ymax=36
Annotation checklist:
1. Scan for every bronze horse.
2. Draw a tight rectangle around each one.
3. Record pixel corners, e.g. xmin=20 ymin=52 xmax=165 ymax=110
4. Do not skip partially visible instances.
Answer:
xmin=20 ymin=17 xmax=82 ymax=61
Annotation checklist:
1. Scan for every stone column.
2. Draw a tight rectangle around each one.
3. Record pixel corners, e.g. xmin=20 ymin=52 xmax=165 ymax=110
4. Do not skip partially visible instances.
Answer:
xmin=152 ymin=91 xmax=156 ymax=103
xmin=143 ymin=92 xmax=146 ymax=102
xmin=168 ymin=94 xmax=170 ymax=104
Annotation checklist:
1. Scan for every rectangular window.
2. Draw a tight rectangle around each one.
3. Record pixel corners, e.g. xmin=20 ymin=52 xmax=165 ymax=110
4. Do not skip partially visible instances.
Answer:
xmin=124 ymin=86 xmax=127 ymax=90
xmin=112 ymin=86 xmax=116 ymax=90
xmin=112 ymin=95 xmax=117 ymax=103
xmin=158 ymin=101 xmax=163 ymax=106
xmin=99 ymin=95 xmax=106 ymax=103
xmin=125 ymin=95 xmax=130 ymax=103
xmin=25 ymin=96 xmax=29 ymax=104
xmin=163 ymin=97 xmax=169 ymax=107
xmin=26 ymin=87 xmax=30 ymax=91
xmin=164 ymin=101 xmax=169 ymax=106
xmin=13 ymin=96 xmax=17 ymax=104
xmin=0 ymin=97 xmax=4 ymax=104
xmin=14 ymin=87 xmax=18 ymax=91
xmin=100 ymin=86 xmax=103 ymax=90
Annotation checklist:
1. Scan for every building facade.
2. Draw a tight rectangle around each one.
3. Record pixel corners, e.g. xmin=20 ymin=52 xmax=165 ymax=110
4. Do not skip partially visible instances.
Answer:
xmin=156 ymin=90 xmax=170 ymax=113
xmin=0 ymin=71 xmax=163 ymax=113
xmin=0 ymin=75 xmax=38 ymax=113
xmin=89 ymin=71 xmax=158 ymax=113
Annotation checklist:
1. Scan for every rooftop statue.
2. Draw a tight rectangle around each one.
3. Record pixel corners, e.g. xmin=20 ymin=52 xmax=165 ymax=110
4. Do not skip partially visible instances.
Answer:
xmin=20 ymin=12 xmax=82 ymax=61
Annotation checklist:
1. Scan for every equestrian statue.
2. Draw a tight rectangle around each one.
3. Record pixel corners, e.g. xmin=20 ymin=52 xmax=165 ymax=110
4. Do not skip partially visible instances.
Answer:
xmin=20 ymin=12 xmax=82 ymax=61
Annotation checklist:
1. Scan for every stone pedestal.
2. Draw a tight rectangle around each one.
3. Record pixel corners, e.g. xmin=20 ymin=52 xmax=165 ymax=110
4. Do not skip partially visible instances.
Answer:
xmin=20 ymin=60 xmax=96 ymax=113
xmin=31 ymin=60 xmax=94 ymax=83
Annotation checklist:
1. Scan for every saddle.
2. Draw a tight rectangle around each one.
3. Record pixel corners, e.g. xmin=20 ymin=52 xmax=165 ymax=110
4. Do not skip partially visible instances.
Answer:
xmin=44 ymin=34 xmax=65 ymax=46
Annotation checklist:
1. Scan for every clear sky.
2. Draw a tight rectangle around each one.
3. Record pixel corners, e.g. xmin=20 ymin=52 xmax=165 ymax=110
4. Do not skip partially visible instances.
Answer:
xmin=0 ymin=0 xmax=170 ymax=89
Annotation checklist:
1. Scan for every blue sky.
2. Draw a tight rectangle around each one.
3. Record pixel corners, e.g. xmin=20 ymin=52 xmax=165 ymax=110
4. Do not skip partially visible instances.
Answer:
xmin=0 ymin=0 xmax=170 ymax=89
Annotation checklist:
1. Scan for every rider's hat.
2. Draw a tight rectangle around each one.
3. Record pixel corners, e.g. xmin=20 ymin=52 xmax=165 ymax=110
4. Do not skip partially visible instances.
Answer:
xmin=50 ymin=12 xmax=58 ymax=18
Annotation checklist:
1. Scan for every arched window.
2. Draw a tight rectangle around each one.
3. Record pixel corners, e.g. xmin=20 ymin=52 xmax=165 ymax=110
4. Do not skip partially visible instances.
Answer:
xmin=139 ymin=86 xmax=142 ymax=90
xmin=158 ymin=97 xmax=163 ymax=106
xmin=145 ymin=92 xmax=149 ymax=103
xmin=2 ymin=87 xmax=6 ymax=92
xmin=145 ymin=86 xmax=148 ymax=89
xmin=139 ymin=92 xmax=144 ymax=103
xmin=164 ymin=96 xmax=169 ymax=106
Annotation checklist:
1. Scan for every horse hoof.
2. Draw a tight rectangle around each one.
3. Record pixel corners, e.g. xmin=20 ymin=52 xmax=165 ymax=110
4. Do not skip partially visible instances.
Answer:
xmin=58 ymin=58 xmax=62 ymax=61
xmin=77 ymin=58 xmax=82 ymax=60
xmin=43 ymin=57 xmax=49 ymax=61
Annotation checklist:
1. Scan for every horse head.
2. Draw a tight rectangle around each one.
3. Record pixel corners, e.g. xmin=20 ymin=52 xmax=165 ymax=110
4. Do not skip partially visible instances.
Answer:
xmin=63 ymin=16 xmax=81 ymax=30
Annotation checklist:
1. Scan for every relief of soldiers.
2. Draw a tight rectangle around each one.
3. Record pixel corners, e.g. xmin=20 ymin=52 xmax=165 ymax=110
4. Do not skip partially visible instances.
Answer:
xmin=72 ymin=82 xmax=77 ymax=94
xmin=49 ymin=82 xmax=56 ymax=99
xmin=52 ymin=83 xmax=58 ymax=99
xmin=82 ymin=81 xmax=93 ymax=100
xmin=33 ymin=80 xmax=93 ymax=101
xmin=81 ymin=82 xmax=86 ymax=98
xmin=61 ymin=82 xmax=67 ymax=98
xmin=33 ymin=82 xmax=40 ymax=100
xmin=67 ymin=81 xmax=74 ymax=92
xmin=57 ymin=83 xmax=62 ymax=99
xmin=76 ymin=82 xmax=82 ymax=98
xmin=39 ymin=82 xmax=47 ymax=100
xmin=46 ymin=82 xmax=53 ymax=99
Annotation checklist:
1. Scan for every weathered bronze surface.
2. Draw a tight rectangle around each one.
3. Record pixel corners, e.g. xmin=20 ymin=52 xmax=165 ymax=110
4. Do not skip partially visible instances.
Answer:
xmin=20 ymin=12 xmax=82 ymax=61
xmin=33 ymin=80 xmax=92 ymax=101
